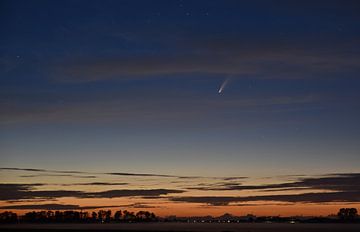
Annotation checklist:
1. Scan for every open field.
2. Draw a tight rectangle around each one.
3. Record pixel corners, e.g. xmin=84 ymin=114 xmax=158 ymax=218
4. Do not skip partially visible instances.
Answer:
xmin=1 ymin=223 xmax=360 ymax=232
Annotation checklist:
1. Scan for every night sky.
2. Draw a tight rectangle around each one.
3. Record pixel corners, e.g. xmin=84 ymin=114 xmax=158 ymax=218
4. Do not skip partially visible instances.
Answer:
xmin=1 ymin=0 xmax=360 ymax=216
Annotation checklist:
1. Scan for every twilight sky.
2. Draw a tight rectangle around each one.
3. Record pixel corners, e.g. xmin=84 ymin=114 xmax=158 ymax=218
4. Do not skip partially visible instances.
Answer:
xmin=1 ymin=0 xmax=360 ymax=216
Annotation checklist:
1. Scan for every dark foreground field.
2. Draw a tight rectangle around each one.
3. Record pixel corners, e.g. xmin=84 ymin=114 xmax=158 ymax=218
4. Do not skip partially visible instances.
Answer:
xmin=1 ymin=223 xmax=360 ymax=232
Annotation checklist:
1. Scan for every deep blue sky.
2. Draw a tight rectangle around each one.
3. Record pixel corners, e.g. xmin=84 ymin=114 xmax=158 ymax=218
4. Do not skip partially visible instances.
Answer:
xmin=1 ymin=0 xmax=360 ymax=176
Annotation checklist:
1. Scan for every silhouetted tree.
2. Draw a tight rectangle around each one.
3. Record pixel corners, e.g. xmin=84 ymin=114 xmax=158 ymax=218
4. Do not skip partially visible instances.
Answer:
xmin=136 ymin=211 xmax=156 ymax=221
xmin=55 ymin=211 xmax=63 ymax=222
xmin=62 ymin=211 xmax=80 ymax=222
xmin=97 ymin=210 xmax=106 ymax=223
xmin=136 ymin=211 xmax=146 ymax=220
xmin=0 ymin=211 xmax=18 ymax=223
xmin=123 ymin=210 xmax=136 ymax=222
xmin=105 ymin=210 xmax=111 ymax=223
xmin=23 ymin=211 xmax=37 ymax=223
xmin=338 ymin=208 xmax=358 ymax=221
xmin=91 ymin=212 xmax=97 ymax=222
xmin=46 ymin=211 xmax=54 ymax=221
xmin=149 ymin=212 xmax=157 ymax=221
xmin=80 ymin=211 xmax=88 ymax=221
xmin=114 ymin=210 xmax=122 ymax=222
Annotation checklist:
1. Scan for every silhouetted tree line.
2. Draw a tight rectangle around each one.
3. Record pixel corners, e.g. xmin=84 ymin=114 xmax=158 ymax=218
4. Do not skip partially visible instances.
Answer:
xmin=0 ymin=208 xmax=359 ymax=224
xmin=0 ymin=209 xmax=157 ymax=224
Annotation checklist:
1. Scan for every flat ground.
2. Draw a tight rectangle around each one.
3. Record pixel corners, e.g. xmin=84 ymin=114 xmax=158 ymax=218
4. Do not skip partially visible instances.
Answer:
xmin=1 ymin=223 xmax=360 ymax=232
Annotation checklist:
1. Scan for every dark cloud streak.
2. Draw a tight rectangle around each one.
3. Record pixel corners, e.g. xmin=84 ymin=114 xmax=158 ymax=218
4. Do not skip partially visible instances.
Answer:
xmin=172 ymin=191 xmax=360 ymax=206
xmin=0 ymin=204 xmax=122 ymax=210
xmin=1 ymin=167 xmax=180 ymax=178
xmin=187 ymin=173 xmax=360 ymax=192
xmin=0 ymin=203 xmax=160 ymax=210
xmin=0 ymin=183 xmax=184 ymax=201
xmin=173 ymin=173 xmax=360 ymax=205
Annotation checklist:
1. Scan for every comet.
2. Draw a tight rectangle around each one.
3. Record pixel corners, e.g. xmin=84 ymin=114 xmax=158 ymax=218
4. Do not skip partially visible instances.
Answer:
xmin=218 ymin=78 xmax=229 ymax=94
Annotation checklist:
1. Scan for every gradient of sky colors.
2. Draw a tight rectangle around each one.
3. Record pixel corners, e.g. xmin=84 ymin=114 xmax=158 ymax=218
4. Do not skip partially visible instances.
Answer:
xmin=1 ymin=0 xmax=360 ymax=216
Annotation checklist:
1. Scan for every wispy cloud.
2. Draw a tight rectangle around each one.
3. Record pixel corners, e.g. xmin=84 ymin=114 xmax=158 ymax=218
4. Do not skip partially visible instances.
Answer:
xmin=1 ymin=167 xmax=240 ymax=180
xmin=19 ymin=174 xmax=97 ymax=179
xmin=50 ymin=36 xmax=360 ymax=82
xmin=1 ymin=167 xmax=92 ymax=175
xmin=106 ymin=172 xmax=177 ymax=178
xmin=60 ymin=182 xmax=128 ymax=186
xmin=85 ymin=189 xmax=184 ymax=199
xmin=0 ymin=91 xmax=323 ymax=124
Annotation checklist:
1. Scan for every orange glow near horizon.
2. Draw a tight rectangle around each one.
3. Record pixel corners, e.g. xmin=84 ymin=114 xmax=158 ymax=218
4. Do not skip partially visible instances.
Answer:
xmin=1 ymin=169 xmax=359 ymax=217
xmin=3 ymin=199 xmax=360 ymax=217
